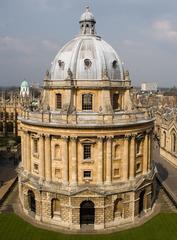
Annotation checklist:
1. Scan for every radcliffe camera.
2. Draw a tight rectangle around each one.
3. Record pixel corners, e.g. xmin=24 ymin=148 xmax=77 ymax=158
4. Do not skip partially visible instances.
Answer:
xmin=0 ymin=2 xmax=177 ymax=240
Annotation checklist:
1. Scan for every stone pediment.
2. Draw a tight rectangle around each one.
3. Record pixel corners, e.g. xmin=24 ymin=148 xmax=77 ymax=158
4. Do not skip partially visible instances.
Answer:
xmin=168 ymin=121 xmax=177 ymax=132
xmin=71 ymin=187 xmax=104 ymax=197
xmin=134 ymin=177 xmax=152 ymax=190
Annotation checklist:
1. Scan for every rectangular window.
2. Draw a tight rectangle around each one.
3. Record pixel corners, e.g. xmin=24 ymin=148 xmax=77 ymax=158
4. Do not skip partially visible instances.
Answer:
xmin=136 ymin=140 xmax=142 ymax=155
xmin=55 ymin=168 xmax=62 ymax=179
xmin=83 ymin=144 xmax=91 ymax=160
xmin=34 ymin=163 xmax=39 ymax=172
xmin=82 ymin=94 xmax=92 ymax=110
xmin=33 ymin=139 xmax=38 ymax=154
xmin=114 ymin=168 xmax=120 ymax=177
xmin=83 ymin=170 xmax=91 ymax=178
xmin=56 ymin=93 xmax=62 ymax=109
xmin=112 ymin=94 xmax=119 ymax=110
xmin=136 ymin=163 xmax=141 ymax=172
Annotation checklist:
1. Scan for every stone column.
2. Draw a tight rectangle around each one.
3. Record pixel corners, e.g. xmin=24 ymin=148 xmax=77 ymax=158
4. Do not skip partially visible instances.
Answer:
xmin=123 ymin=135 xmax=129 ymax=181
xmin=106 ymin=136 xmax=112 ymax=184
xmin=39 ymin=134 xmax=45 ymax=180
xmin=26 ymin=131 xmax=31 ymax=173
xmin=143 ymin=133 xmax=148 ymax=174
xmin=71 ymin=137 xmax=77 ymax=185
xmin=97 ymin=136 xmax=104 ymax=185
xmin=129 ymin=135 xmax=136 ymax=179
xmin=45 ymin=134 xmax=51 ymax=182
xmin=61 ymin=136 xmax=69 ymax=185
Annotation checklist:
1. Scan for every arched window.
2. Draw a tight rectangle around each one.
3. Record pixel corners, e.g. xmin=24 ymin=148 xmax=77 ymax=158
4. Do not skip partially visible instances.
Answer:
xmin=172 ymin=132 xmax=176 ymax=153
xmin=10 ymin=112 xmax=14 ymax=120
xmin=5 ymin=112 xmax=9 ymax=120
xmin=28 ymin=190 xmax=36 ymax=213
xmin=54 ymin=144 xmax=61 ymax=159
xmin=0 ymin=122 xmax=3 ymax=132
xmin=82 ymin=94 xmax=92 ymax=110
xmin=139 ymin=190 xmax=145 ymax=215
xmin=112 ymin=94 xmax=119 ymax=110
xmin=114 ymin=198 xmax=123 ymax=219
xmin=6 ymin=122 xmax=13 ymax=133
xmin=56 ymin=93 xmax=62 ymax=110
xmin=51 ymin=198 xmax=60 ymax=218
xmin=163 ymin=131 xmax=166 ymax=148
xmin=80 ymin=200 xmax=95 ymax=225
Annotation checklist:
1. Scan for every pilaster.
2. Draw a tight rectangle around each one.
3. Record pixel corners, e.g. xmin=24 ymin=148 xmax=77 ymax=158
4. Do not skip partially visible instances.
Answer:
xmin=143 ymin=133 xmax=148 ymax=174
xmin=129 ymin=134 xmax=136 ymax=179
xmin=45 ymin=134 xmax=51 ymax=182
xmin=39 ymin=134 xmax=45 ymax=180
xmin=70 ymin=136 xmax=77 ymax=185
xmin=61 ymin=136 xmax=69 ymax=185
xmin=97 ymin=136 xmax=104 ymax=185
xmin=105 ymin=136 xmax=113 ymax=184
xmin=122 ymin=135 xmax=130 ymax=181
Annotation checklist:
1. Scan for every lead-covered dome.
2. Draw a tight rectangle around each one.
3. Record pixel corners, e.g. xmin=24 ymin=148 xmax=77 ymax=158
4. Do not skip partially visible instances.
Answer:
xmin=50 ymin=7 xmax=124 ymax=81
xmin=80 ymin=6 xmax=95 ymax=22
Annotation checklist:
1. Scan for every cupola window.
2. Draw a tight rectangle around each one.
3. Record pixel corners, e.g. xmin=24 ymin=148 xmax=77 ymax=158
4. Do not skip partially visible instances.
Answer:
xmin=112 ymin=60 xmax=118 ymax=69
xmin=84 ymin=59 xmax=92 ymax=68
xmin=82 ymin=94 xmax=92 ymax=110
xmin=58 ymin=60 xmax=65 ymax=70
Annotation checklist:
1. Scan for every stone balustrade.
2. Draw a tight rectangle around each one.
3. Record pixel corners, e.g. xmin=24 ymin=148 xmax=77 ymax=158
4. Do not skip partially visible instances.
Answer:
xmin=19 ymin=110 xmax=153 ymax=126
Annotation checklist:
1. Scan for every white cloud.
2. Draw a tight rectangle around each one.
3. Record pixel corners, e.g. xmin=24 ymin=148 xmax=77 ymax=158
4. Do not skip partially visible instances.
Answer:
xmin=0 ymin=36 xmax=59 ymax=55
xmin=0 ymin=36 xmax=33 ymax=54
xmin=41 ymin=40 xmax=58 ymax=51
xmin=152 ymin=20 xmax=177 ymax=42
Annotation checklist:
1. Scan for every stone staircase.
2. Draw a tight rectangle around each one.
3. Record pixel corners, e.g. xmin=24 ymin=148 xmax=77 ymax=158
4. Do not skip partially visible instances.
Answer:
xmin=157 ymin=186 xmax=177 ymax=213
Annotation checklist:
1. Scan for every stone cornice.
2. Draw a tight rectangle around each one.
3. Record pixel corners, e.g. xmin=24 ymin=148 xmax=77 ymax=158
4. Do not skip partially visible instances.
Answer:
xmin=20 ymin=118 xmax=155 ymax=129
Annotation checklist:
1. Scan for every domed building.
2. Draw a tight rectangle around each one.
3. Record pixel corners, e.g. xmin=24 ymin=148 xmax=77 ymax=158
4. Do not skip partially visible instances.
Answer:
xmin=18 ymin=7 xmax=156 ymax=230
xmin=20 ymin=80 xmax=30 ymax=98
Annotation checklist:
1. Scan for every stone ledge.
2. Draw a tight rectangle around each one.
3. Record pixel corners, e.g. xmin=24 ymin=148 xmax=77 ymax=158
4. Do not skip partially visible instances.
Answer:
xmin=0 ymin=176 xmax=18 ymax=206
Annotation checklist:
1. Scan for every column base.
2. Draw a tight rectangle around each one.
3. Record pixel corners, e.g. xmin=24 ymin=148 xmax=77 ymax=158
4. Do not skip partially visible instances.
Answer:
xmin=70 ymin=182 xmax=77 ymax=187
xmin=105 ymin=181 xmax=111 ymax=185
xmin=62 ymin=181 xmax=69 ymax=186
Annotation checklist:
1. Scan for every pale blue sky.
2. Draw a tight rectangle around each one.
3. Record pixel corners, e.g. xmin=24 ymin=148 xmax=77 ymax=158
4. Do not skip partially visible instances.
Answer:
xmin=0 ymin=0 xmax=177 ymax=87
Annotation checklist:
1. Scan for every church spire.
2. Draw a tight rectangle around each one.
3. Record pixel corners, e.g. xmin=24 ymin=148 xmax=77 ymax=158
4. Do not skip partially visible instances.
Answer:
xmin=79 ymin=6 xmax=96 ymax=35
